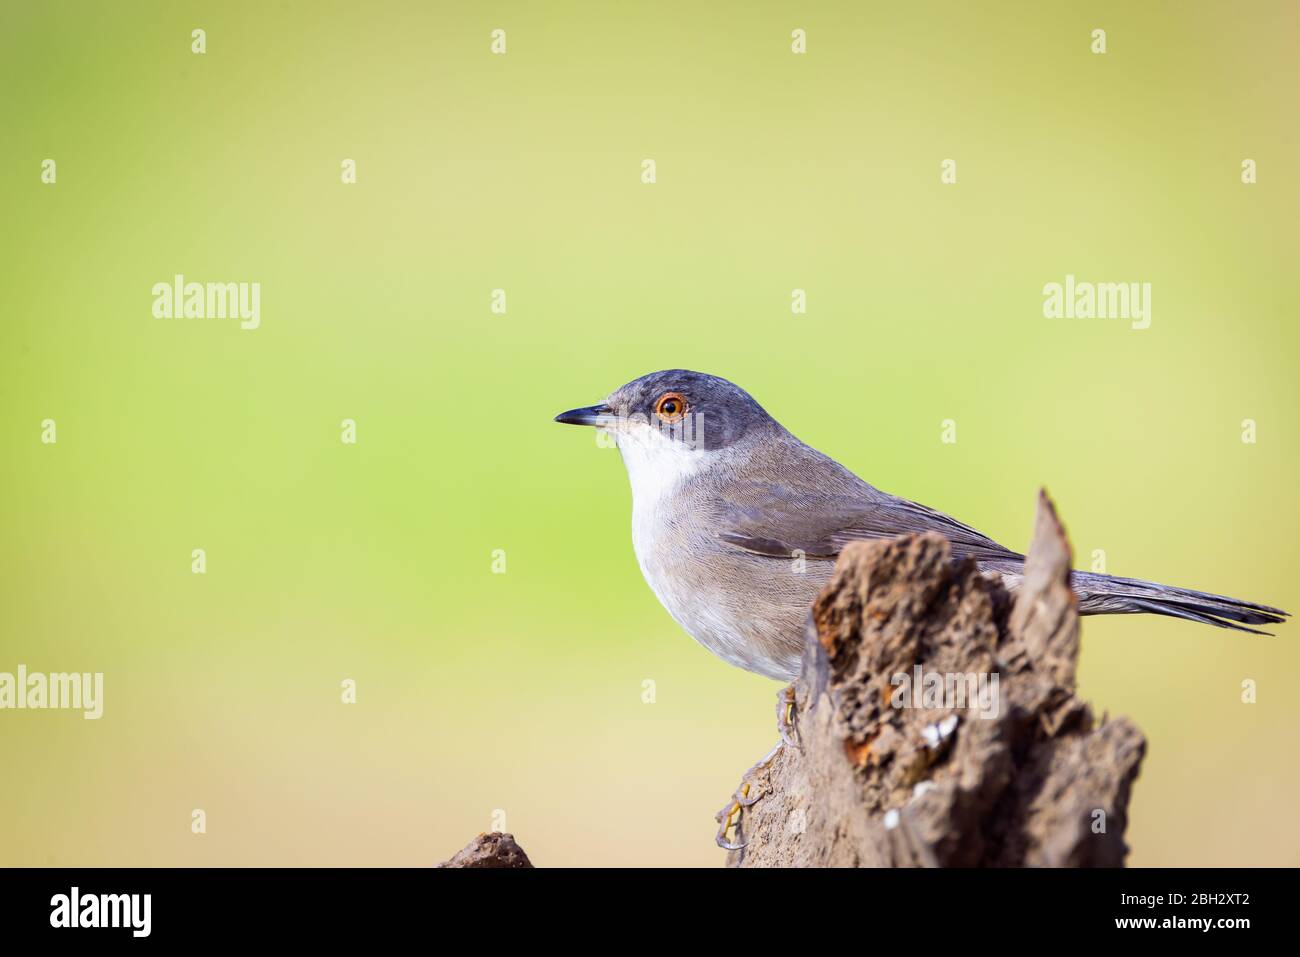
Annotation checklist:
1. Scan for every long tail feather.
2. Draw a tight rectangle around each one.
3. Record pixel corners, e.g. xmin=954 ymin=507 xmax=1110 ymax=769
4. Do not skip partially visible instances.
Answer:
xmin=1070 ymin=570 xmax=1289 ymax=635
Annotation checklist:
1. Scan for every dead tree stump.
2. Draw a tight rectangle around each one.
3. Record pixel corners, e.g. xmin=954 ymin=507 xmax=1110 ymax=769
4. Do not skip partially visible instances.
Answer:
xmin=437 ymin=832 xmax=534 ymax=868
xmin=725 ymin=490 xmax=1146 ymax=867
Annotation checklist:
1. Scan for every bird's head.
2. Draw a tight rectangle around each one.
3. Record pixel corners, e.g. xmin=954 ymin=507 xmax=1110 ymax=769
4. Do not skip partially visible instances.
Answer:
xmin=553 ymin=370 xmax=776 ymax=452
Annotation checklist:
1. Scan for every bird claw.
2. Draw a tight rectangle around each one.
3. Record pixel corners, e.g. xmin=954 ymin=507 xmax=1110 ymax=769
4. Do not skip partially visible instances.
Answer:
xmin=714 ymin=742 xmax=784 ymax=849
xmin=714 ymin=795 xmax=747 ymax=850
xmin=776 ymin=683 xmax=799 ymax=748
xmin=713 ymin=689 xmax=799 ymax=850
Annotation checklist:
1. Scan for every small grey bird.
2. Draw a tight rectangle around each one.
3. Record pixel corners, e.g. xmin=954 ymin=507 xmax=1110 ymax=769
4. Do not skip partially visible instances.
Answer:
xmin=556 ymin=370 xmax=1288 ymax=682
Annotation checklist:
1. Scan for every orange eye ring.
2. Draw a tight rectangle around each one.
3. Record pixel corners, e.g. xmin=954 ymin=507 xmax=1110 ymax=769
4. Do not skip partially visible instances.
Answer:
xmin=654 ymin=391 xmax=688 ymax=424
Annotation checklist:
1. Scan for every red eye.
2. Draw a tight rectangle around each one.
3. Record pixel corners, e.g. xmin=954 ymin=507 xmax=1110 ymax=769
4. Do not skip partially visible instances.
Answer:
xmin=654 ymin=392 xmax=687 ymax=423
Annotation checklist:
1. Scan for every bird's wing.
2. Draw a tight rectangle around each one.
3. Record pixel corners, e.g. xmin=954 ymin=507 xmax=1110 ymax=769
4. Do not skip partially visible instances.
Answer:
xmin=716 ymin=485 xmax=1023 ymax=566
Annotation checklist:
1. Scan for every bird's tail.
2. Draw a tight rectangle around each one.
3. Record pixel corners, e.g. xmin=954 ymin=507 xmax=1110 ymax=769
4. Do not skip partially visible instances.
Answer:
xmin=1070 ymin=570 xmax=1289 ymax=635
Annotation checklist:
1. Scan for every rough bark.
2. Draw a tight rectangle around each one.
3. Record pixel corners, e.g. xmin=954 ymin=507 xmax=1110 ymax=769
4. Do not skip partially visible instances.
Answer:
xmin=723 ymin=490 xmax=1146 ymax=867
xmin=438 ymin=832 xmax=534 ymax=868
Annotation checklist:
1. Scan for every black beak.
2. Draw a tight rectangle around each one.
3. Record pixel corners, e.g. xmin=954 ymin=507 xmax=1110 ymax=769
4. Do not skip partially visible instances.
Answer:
xmin=554 ymin=404 xmax=614 ymax=427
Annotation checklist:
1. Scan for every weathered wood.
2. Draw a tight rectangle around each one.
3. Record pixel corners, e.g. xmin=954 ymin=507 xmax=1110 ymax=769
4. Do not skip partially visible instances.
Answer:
xmin=438 ymin=832 xmax=534 ymax=869
xmin=724 ymin=490 xmax=1146 ymax=867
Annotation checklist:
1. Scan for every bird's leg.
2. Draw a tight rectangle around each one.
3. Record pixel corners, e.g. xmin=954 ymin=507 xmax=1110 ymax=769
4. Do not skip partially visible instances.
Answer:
xmin=714 ymin=793 xmax=746 ymax=851
xmin=714 ymin=742 xmax=782 ymax=850
xmin=713 ymin=685 xmax=801 ymax=849
xmin=775 ymin=683 xmax=799 ymax=748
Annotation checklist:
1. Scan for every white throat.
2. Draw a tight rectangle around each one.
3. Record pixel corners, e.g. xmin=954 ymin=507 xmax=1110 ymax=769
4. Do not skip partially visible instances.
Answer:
xmin=612 ymin=424 xmax=711 ymax=512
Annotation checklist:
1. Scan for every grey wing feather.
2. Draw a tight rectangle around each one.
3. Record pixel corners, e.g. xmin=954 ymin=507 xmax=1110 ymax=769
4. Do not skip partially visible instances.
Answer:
xmin=714 ymin=482 xmax=1289 ymax=637
xmin=716 ymin=485 xmax=1023 ymax=566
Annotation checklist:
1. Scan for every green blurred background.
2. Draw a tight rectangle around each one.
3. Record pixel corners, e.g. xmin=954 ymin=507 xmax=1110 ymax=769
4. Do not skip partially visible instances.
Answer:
xmin=2 ymin=1 xmax=1297 ymax=866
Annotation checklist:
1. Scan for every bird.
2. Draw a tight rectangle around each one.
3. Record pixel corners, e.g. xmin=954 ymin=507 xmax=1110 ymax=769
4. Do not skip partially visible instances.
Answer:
xmin=555 ymin=369 xmax=1288 ymax=684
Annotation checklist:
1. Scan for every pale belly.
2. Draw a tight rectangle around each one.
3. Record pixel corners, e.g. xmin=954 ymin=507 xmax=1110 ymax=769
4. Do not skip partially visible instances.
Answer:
xmin=630 ymin=506 xmax=826 ymax=681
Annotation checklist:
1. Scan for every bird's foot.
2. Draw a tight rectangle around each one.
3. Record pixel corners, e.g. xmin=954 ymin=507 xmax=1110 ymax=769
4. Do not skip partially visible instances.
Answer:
xmin=775 ymin=683 xmax=799 ymax=748
xmin=714 ymin=742 xmax=782 ymax=850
